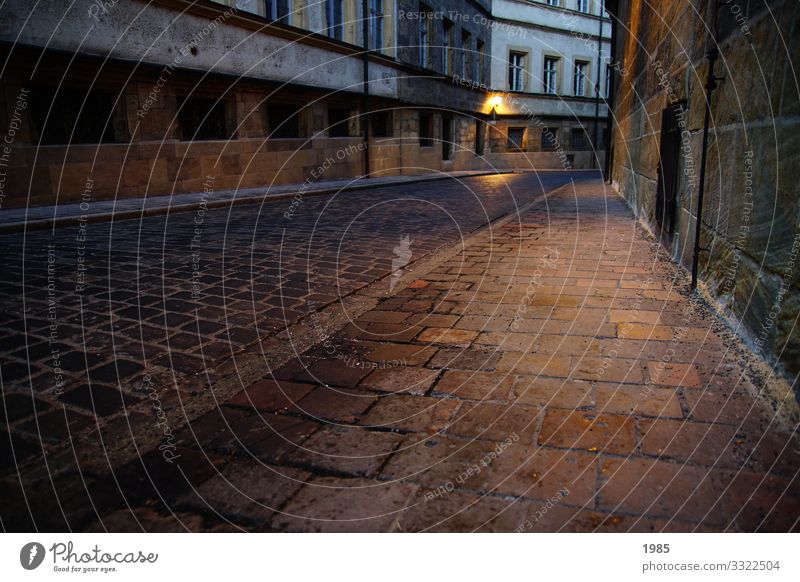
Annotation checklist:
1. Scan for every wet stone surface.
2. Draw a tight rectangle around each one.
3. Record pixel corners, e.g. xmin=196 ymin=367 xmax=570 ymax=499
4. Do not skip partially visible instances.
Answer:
xmin=2 ymin=174 xmax=798 ymax=532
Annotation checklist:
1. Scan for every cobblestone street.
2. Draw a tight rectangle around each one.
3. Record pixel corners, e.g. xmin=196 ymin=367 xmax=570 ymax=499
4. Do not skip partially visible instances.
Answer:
xmin=2 ymin=173 xmax=799 ymax=532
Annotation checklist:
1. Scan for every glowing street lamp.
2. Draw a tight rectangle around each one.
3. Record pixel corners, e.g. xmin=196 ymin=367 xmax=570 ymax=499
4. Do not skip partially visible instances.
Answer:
xmin=488 ymin=94 xmax=502 ymax=123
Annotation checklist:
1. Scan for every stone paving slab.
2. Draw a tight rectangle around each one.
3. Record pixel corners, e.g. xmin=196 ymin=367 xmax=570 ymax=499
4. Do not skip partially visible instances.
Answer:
xmin=156 ymin=178 xmax=797 ymax=533
xmin=0 ymin=170 xmax=587 ymax=530
xmin=3 ymin=175 xmax=799 ymax=532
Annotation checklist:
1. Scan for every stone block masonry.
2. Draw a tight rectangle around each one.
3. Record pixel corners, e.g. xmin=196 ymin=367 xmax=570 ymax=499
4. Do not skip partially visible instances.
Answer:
xmin=607 ymin=0 xmax=800 ymax=382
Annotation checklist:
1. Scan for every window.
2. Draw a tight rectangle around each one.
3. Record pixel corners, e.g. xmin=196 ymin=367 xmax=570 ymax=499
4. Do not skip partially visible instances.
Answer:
xmin=571 ymin=127 xmax=589 ymax=150
xmin=541 ymin=127 xmax=558 ymax=151
xmin=461 ymin=30 xmax=471 ymax=78
xmin=441 ymin=116 xmax=453 ymax=160
xmin=419 ymin=6 xmax=431 ymax=67
xmin=507 ymin=127 xmax=525 ymax=151
xmin=474 ymin=120 xmax=485 ymax=156
xmin=371 ymin=110 xmax=393 ymax=138
xmin=369 ymin=0 xmax=384 ymax=51
xmin=544 ymin=57 xmax=559 ymax=94
xmin=328 ymin=107 xmax=351 ymax=137
xmin=419 ymin=111 xmax=433 ymax=147
xmin=577 ymin=0 xmax=589 ymax=12
xmin=476 ymin=40 xmax=485 ymax=84
xmin=178 ymin=96 xmax=230 ymax=141
xmin=442 ymin=20 xmax=453 ymax=75
xmin=545 ymin=0 xmax=559 ymax=6
xmin=574 ymin=61 xmax=588 ymax=96
xmin=31 ymin=87 xmax=119 ymax=145
xmin=222 ymin=0 xmax=266 ymax=16
xmin=268 ymin=103 xmax=301 ymax=138
xmin=509 ymin=52 xmax=525 ymax=92
xmin=325 ymin=0 xmax=344 ymax=40
xmin=265 ymin=0 xmax=290 ymax=23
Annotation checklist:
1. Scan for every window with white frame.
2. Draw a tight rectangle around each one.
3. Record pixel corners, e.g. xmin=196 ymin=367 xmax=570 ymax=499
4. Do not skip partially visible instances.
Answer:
xmin=369 ymin=0 xmax=384 ymax=51
xmin=477 ymin=39 xmax=485 ymax=84
xmin=461 ymin=30 xmax=471 ymax=78
xmin=573 ymin=61 xmax=588 ymax=96
xmin=577 ymin=0 xmax=589 ymax=12
xmin=419 ymin=5 xmax=431 ymax=67
xmin=218 ymin=0 xmax=265 ymax=16
xmin=545 ymin=0 xmax=559 ymax=6
xmin=509 ymin=52 xmax=525 ymax=91
xmin=544 ymin=57 xmax=559 ymax=94
xmin=443 ymin=20 xmax=453 ymax=75
xmin=265 ymin=0 xmax=290 ymax=23
xmin=325 ymin=0 xmax=344 ymax=40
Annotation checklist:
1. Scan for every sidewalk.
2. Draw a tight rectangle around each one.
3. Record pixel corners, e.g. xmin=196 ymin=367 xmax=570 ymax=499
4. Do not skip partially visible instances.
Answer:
xmin=0 ymin=170 xmax=500 ymax=233
xmin=88 ymin=178 xmax=800 ymax=532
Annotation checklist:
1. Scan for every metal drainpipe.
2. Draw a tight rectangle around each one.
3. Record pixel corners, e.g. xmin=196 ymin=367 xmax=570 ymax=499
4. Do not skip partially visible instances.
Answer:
xmin=362 ymin=0 xmax=371 ymax=177
xmin=603 ymin=15 xmax=617 ymax=182
xmin=690 ymin=47 xmax=721 ymax=290
xmin=592 ymin=10 xmax=603 ymax=169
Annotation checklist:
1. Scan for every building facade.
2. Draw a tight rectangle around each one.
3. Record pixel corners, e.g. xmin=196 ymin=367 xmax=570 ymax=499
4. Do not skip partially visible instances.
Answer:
xmin=606 ymin=0 xmax=799 ymax=381
xmin=0 ymin=0 xmax=495 ymax=207
xmin=485 ymin=0 xmax=611 ymax=170
xmin=0 ymin=0 xmax=610 ymax=209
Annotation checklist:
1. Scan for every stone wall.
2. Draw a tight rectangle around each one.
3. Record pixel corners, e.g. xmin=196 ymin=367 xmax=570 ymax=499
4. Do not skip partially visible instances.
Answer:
xmin=0 ymin=0 xmax=396 ymax=99
xmin=0 ymin=64 xmax=585 ymax=206
xmin=487 ymin=117 xmax=605 ymax=169
xmin=0 ymin=55 xmax=491 ymax=207
xmin=0 ymin=0 xmax=495 ymax=208
xmin=608 ymin=0 xmax=800 ymax=380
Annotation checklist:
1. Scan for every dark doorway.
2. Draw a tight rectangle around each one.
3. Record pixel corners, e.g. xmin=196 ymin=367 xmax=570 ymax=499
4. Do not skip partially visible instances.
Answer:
xmin=178 ymin=96 xmax=232 ymax=141
xmin=474 ymin=120 xmax=485 ymax=156
xmin=328 ymin=107 xmax=351 ymax=137
xmin=267 ymin=103 xmax=302 ymax=138
xmin=441 ymin=116 xmax=453 ymax=161
xmin=419 ymin=111 xmax=434 ymax=147
xmin=507 ymin=127 xmax=525 ymax=151
xmin=32 ymin=87 xmax=120 ymax=145
xmin=655 ymin=103 xmax=684 ymax=247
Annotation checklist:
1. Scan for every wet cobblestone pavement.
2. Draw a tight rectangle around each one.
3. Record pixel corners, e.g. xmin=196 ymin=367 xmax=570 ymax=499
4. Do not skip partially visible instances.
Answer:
xmin=2 ymin=173 xmax=798 ymax=532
